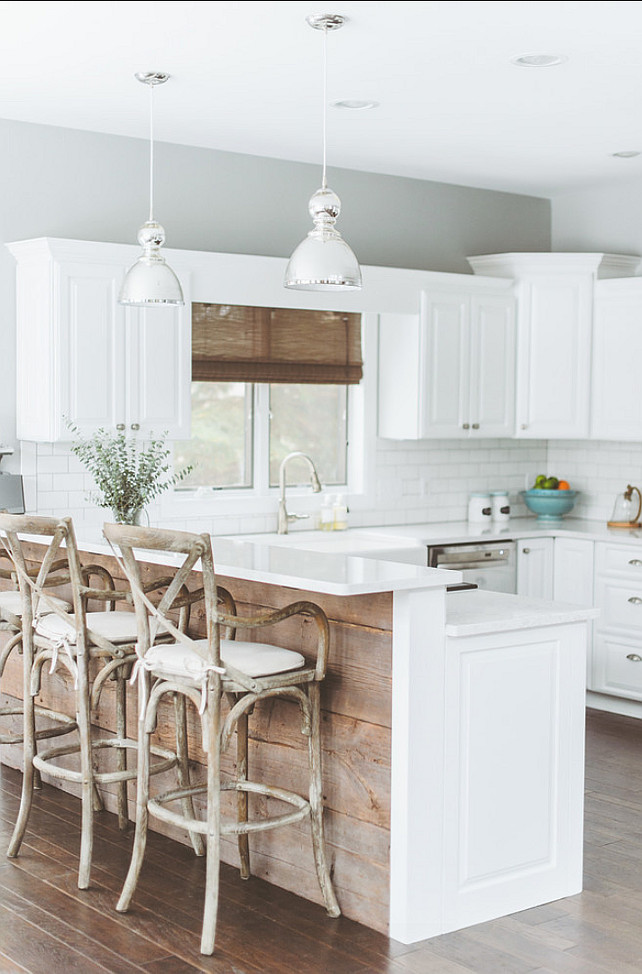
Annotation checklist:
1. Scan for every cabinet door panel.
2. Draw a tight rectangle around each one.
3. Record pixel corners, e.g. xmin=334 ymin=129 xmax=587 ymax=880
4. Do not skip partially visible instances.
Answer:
xmin=60 ymin=262 xmax=125 ymax=436
xmin=592 ymin=286 xmax=642 ymax=440
xmin=592 ymin=632 xmax=642 ymax=699
xmin=553 ymin=538 xmax=594 ymax=606
xmin=423 ymin=291 xmax=469 ymax=438
xmin=129 ymin=298 xmax=191 ymax=439
xmin=470 ymin=294 xmax=515 ymax=437
xmin=517 ymin=537 xmax=554 ymax=600
xmin=516 ymin=278 xmax=591 ymax=439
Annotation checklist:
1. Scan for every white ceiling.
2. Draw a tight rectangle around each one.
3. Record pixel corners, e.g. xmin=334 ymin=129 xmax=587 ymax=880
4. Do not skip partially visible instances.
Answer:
xmin=4 ymin=0 xmax=642 ymax=196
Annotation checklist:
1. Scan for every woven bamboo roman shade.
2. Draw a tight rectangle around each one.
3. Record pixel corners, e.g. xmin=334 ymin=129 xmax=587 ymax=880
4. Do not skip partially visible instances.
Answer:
xmin=192 ymin=303 xmax=363 ymax=385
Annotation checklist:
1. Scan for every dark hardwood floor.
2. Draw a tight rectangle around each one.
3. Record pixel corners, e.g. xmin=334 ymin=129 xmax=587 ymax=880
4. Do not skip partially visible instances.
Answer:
xmin=0 ymin=708 xmax=641 ymax=973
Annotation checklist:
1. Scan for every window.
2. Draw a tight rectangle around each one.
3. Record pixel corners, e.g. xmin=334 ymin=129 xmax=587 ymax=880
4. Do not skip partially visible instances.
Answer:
xmin=174 ymin=303 xmax=360 ymax=495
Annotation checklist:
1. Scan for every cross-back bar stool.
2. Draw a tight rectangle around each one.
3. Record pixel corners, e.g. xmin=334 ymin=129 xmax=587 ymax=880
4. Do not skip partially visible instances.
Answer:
xmin=0 ymin=549 xmax=76 ymax=761
xmin=104 ymin=523 xmax=340 ymax=956
xmin=0 ymin=513 xmax=188 ymax=889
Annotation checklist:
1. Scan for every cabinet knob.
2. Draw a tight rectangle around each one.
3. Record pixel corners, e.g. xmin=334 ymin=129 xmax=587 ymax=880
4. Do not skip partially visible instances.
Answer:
xmin=628 ymin=597 xmax=642 ymax=605
xmin=462 ymin=423 xmax=470 ymax=430
xmin=627 ymin=654 xmax=642 ymax=662
xmin=130 ymin=423 xmax=140 ymax=431
xmin=629 ymin=559 xmax=642 ymax=567
xmin=472 ymin=423 xmax=480 ymax=430
xmin=522 ymin=547 xmax=531 ymax=554
xmin=521 ymin=424 xmax=528 ymax=430
xmin=116 ymin=423 xmax=126 ymax=431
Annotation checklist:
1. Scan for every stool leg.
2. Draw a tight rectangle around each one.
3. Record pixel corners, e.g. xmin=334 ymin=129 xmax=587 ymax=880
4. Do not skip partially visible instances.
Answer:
xmin=77 ymin=665 xmax=94 ymax=890
xmin=117 ymin=673 xmax=152 ymax=913
xmin=115 ymin=669 xmax=128 ymax=831
xmin=306 ymin=682 xmax=340 ymax=918
xmin=236 ymin=709 xmax=250 ymax=880
xmin=173 ymin=692 xmax=205 ymax=856
xmin=6 ymin=643 xmax=36 ymax=860
xmin=200 ymin=687 xmax=221 ymax=956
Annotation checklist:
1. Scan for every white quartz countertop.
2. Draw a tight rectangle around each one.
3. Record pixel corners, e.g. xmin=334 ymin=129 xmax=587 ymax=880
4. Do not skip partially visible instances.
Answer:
xmin=233 ymin=516 xmax=642 ymax=552
xmin=70 ymin=534 xmax=460 ymax=598
xmin=445 ymin=589 xmax=600 ymax=637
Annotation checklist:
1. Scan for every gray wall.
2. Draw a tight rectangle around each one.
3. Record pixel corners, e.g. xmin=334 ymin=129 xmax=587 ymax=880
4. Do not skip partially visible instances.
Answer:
xmin=0 ymin=117 xmax=551 ymax=465
xmin=552 ymin=175 xmax=642 ymax=256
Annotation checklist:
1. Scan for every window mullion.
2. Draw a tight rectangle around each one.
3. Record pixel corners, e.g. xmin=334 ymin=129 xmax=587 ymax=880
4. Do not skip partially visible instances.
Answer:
xmin=253 ymin=384 xmax=270 ymax=494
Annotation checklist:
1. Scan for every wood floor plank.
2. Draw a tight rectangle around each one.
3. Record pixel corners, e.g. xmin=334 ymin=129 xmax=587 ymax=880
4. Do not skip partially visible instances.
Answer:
xmin=3 ymin=707 xmax=642 ymax=973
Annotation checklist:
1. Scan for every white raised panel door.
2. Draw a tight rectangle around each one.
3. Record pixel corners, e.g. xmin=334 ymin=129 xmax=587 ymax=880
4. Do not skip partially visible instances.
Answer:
xmin=469 ymin=293 xmax=515 ymax=437
xmin=126 ymin=279 xmax=192 ymax=439
xmin=59 ymin=260 xmax=126 ymax=437
xmin=515 ymin=276 xmax=592 ymax=438
xmin=422 ymin=290 xmax=470 ymax=438
xmin=553 ymin=538 xmax=594 ymax=606
xmin=592 ymin=280 xmax=642 ymax=440
xmin=517 ymin=537 xmax=554 ymax=599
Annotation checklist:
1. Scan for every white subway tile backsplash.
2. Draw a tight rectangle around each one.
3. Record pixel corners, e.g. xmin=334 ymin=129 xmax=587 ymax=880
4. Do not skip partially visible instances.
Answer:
xmin=37 ymin=456 xmax=69 ymax=475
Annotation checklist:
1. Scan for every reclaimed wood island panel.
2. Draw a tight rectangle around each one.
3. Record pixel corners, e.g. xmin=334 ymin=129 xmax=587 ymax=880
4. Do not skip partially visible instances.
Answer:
xmin=0 ymin=536 xmax=453 ymax=938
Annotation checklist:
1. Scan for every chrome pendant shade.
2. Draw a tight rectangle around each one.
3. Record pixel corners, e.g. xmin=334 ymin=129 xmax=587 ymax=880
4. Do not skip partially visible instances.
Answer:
xmin=119 ymin=72 xmax=184 ymax=307
xmin=284 ymin=14 xmax=362 ymax=291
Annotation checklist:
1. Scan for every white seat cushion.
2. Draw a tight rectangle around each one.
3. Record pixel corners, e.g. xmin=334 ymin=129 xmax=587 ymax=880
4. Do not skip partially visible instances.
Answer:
xmin=35 ymin=610 xmax=139 ymax=645
xmin=144 ymin=638 xmax=305 ymax=682
xmin=0 ymin=590 xmax=71 ymax=619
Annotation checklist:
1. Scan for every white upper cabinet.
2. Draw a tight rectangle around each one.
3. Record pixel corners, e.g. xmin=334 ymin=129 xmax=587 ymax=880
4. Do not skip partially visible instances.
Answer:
xmin=592 ymin=278 xmax=642 ymax=440
xmin=378 ymin=276 xmax=515 ymax=440
xmin=468 ymin=253 xmax=639 ymax=440
xmin=8 ymin=238 xmax=191 ymax=442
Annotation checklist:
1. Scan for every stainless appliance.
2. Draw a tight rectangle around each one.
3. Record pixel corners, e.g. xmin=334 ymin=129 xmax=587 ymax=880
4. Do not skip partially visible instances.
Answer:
xmin=427 ymin=540 xmax=516 ymax=594
xmin=0 ymin=474 xmax=25 ymax=514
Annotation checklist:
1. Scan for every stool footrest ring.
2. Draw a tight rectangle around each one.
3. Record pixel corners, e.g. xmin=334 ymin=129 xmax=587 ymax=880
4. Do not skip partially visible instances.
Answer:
xmin=148 ymin=779 xmax=311 ymax=836
xmin=33 ymin=737 xmax=177 ymax=785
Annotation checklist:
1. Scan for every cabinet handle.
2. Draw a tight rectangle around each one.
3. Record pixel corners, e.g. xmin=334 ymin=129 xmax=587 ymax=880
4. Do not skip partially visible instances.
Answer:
xmin=629 ymin=559 xmax=642 ymax=567
xmin=462 ymin=423 xmax=470 ymax=430
xmin=522 ymin=547 xmax=531 ymax=554
xmin=628 ymin=597 xmax=642 ymax=604
xmin=130 ymin=423 xmax=140 ymax=431
xmin=116 ymin=423 xmax=126 ymax=431
xmin=627 ymin=654 xmax=642 ymax=662
xmin=521 ymin=424 xmax=528 ymax=430
xmin=472 ymin=423 xmax=480 ymax=430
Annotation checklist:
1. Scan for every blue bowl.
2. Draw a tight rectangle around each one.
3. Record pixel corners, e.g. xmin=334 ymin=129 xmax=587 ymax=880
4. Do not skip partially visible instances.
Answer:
xmin=521 ymin=489 xmax=577 ymax=520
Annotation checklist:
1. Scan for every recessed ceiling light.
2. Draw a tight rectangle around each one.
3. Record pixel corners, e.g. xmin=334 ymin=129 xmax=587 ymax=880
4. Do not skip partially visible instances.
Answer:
xmin=511 ymin=53 xmax=568 ymax=67
xmin=612 ymin=150 xmax=641 ymax=158
xmin=332 ymin=99 xmax=380 ymax=110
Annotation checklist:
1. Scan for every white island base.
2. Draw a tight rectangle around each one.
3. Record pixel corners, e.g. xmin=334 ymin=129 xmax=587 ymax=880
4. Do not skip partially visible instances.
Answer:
xmin=391 ymin=588 xmax=595 ymax=944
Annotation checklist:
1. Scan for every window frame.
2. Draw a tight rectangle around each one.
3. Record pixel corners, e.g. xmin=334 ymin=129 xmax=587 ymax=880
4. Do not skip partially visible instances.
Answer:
xmin=159 ymin=312 xmax=378 ymax=524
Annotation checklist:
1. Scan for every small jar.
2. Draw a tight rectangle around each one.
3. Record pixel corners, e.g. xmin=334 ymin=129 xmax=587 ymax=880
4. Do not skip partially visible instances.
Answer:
xmin=490 ymin=490 xmax=510 ymax=522
xmin=468 ymin=492 xmax=492 ymax=523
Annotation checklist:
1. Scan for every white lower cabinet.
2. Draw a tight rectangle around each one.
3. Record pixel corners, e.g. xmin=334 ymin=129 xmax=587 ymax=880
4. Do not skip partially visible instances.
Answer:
xmin=443 ymin=621 xmax=586 ymax=932
xmin=516 ymin=537 xmax=554 ymax=599
xmin=592 ymin=541 xmax=642 ymax=699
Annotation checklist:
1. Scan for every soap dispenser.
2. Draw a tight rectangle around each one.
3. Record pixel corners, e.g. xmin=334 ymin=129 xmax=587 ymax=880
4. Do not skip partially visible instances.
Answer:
xmin=608 ymin=484 xmax=642 ymax=528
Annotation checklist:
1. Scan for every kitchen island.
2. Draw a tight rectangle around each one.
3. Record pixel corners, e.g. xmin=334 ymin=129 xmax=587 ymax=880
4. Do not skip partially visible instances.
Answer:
xmin=0 ymin=532 xmax=596 ymax=943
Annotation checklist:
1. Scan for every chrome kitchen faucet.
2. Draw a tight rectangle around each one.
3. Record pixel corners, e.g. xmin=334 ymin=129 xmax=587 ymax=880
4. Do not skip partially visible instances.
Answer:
xmin=277 ymin=452 xmax=322 ymax=534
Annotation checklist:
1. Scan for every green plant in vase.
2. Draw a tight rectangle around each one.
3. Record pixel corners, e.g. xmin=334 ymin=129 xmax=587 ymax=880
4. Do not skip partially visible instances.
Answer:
xmin=68 ymin=423 xmax=192 ymax=525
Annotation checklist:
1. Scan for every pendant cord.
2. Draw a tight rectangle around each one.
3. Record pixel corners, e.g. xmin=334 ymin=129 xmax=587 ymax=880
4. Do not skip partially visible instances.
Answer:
xmin=322 ymin=26 xmax=328 ymax=190
xmin=148 ymin=81 xmax=155 ymax=223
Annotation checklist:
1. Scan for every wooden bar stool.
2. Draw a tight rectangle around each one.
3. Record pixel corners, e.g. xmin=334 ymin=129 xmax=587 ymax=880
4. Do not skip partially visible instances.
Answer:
xmin=104 ymin=523 xmax=340 ymax=956
xmin=0 ymin=549 xmax=77 ymax=756
xmin=0 ymin=513 xmax=185 ymax=889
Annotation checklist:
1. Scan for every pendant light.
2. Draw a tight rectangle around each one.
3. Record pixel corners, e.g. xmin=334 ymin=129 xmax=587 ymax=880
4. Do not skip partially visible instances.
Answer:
xmin=119 ymin=72 xmax=184 ymax=306
xmin=284 ymin=14 xmax=362 ymax=291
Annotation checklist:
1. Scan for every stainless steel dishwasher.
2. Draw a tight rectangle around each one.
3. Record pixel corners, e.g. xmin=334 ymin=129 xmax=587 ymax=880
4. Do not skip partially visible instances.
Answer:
xmin=427 ymin=540 xmax=516 ymax=593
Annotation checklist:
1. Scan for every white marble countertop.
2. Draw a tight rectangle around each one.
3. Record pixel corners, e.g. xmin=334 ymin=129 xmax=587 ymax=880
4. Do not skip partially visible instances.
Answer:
xmin=233 ymin=516 xmax=642 ymax=553
xmin=72 ymin=534 xmax=460 ymax=598
xmin=445 ymin=588 xmax=600 ymax=637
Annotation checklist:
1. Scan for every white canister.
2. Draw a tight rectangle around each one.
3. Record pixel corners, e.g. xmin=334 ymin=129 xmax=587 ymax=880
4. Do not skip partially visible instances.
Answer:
xmin=490 ymin=490 xmax=510 ymax=522
xmin=468 ymin=492 xmax=492 ymax=523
